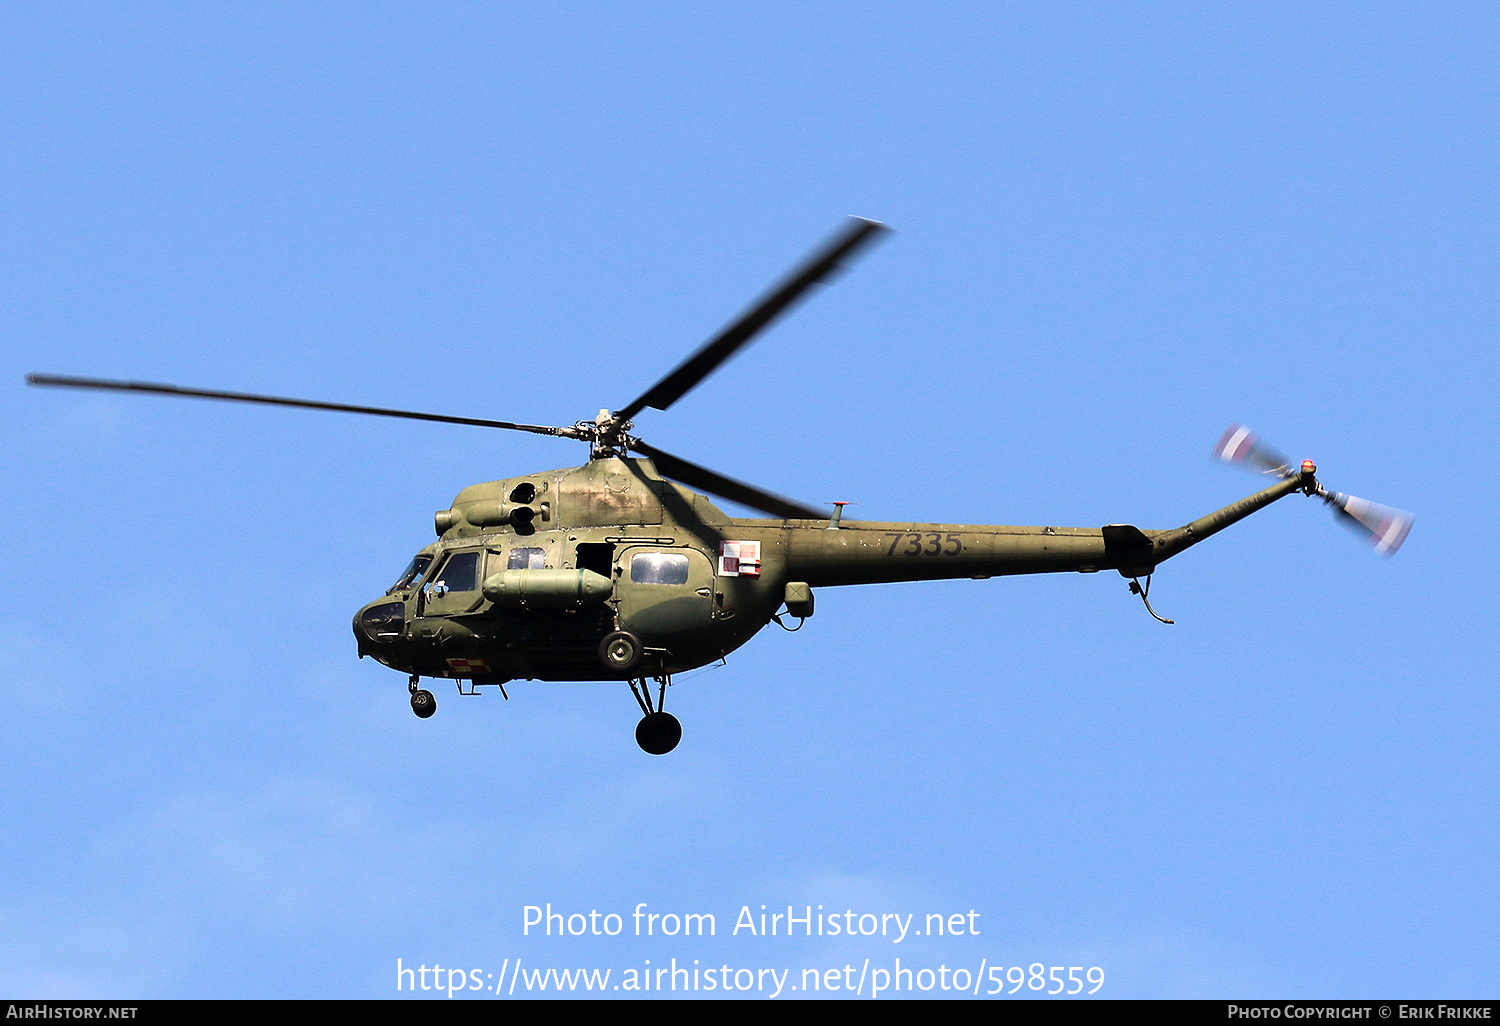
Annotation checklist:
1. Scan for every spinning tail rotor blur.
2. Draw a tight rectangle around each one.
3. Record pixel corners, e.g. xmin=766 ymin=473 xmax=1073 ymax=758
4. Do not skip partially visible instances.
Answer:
xmin=1213 ymin=423 xmax=1414 ymax=556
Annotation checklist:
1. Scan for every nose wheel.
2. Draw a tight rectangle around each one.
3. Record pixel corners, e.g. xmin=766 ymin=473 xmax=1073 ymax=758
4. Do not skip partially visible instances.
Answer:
xmin=628 ymin=676 xmax=680 ymax=755
xmin=409 ymin=675 xmax=436 ymax=719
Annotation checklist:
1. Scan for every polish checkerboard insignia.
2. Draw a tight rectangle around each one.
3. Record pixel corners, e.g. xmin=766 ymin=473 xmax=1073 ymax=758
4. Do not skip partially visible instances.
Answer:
xmin=445 ymin=657 xmax=492 ymax=674
xmin=718 ymin=540 xmax=761 ymax=577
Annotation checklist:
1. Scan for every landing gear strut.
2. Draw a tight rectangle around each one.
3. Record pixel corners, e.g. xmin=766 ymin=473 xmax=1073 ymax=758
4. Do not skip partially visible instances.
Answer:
xmin=409 ymin=675 xmax=436 ymax=719
xmin=628 ymin=676 xmax=680 ymax=755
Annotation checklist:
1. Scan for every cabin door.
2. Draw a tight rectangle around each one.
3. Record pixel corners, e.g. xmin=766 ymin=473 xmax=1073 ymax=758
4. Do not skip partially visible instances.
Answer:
xmin=614 ymin=546 xmax=715 ymax=640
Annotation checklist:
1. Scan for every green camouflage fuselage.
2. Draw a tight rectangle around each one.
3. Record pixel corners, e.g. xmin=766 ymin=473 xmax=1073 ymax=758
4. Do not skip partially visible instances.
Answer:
xmin=353 ymin=456 xmax=1304 ymax=683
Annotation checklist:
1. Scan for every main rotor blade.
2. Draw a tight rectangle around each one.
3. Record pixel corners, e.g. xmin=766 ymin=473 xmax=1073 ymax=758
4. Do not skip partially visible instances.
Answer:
xmin=615 ymin=216 xmax=890 ymax=422
xmin=26 ymin=374 xmax=572 ymax=437
xmin=631 ymin=440 xmax=826 ymax=520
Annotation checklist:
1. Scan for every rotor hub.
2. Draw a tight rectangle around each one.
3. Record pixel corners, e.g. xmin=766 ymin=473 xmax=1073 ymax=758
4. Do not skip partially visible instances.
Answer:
xmin=574 ymin=410 xmax=636 ymax=459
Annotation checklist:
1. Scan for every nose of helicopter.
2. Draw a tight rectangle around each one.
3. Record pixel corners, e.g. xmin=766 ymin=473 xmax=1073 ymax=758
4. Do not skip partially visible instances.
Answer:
xmin=354 ymin=597 xmax=407 ymax=647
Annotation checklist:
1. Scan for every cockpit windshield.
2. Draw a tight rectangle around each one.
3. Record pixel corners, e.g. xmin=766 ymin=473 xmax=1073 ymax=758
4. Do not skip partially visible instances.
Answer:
xmin=389 ymin=554 xmax=433 ymax=593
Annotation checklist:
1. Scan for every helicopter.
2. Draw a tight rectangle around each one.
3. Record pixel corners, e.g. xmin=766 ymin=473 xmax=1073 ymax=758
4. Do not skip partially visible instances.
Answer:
xmin=27 ymin=217 xmax=1413 ymax=755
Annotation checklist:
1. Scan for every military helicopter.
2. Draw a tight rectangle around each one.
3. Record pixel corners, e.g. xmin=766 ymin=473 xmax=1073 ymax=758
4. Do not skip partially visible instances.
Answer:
xmin=27 ymin=217 xmax=1413 ymax=755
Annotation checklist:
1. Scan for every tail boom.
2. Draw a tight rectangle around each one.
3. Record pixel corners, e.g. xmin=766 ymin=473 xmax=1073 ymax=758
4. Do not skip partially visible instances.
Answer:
xmin=773 ymin=474 xmax=1309 ymax=589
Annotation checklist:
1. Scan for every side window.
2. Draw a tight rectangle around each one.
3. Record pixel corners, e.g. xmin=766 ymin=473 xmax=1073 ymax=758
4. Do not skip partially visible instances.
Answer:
xmin=630 ymin=552 xmax=690 ymax=585
xmin=508 ymin=547 xmax=546 ymax=570
xmin=432 ymin=551 xmax=481 ymax=592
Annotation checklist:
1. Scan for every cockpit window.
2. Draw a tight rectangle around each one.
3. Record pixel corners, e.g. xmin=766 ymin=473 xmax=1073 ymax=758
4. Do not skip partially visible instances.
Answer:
xmin=389 ymin=554 xmax=433 ymax=593
xmin=507 ymin=547 xmax=546 ymax=570
xmin=432 ymin=551 xmax=481 ymax=593
xmin=630 ymin=552 xmax=690 ymax=585
xmin=359 ymin=601 xmax=406 ymax=640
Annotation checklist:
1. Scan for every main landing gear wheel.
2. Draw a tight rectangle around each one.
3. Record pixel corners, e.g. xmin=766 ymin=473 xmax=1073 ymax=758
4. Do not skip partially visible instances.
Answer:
xmin=409 ymin=675 xmax=436 ymax=718
xmin=599 ymin=630 xmax=643 ymax=674
xmin=628 ymin=675 xmax=680 ymax=754
xmin=636 ymin=712 xmax=682 ymax=755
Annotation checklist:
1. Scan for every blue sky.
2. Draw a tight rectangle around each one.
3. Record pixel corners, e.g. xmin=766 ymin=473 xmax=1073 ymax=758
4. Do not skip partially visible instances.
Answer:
xmin=2 ymin=3 xmax=1495 ymax=999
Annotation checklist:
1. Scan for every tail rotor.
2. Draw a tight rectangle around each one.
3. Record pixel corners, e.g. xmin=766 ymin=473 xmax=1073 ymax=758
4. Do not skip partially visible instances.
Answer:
xmin=1324 ymin=491 xmax=1415 ymax=556
xmin=1212 ymin=423 xmax=1291 ymax=475
xmin=1213 ymin=423 xmax=1413 ymax=557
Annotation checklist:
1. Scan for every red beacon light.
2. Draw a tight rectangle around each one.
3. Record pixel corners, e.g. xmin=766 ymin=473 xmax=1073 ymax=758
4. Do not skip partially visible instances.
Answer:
xmin=1299 ymin=459 xmax=1318 ymax=495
